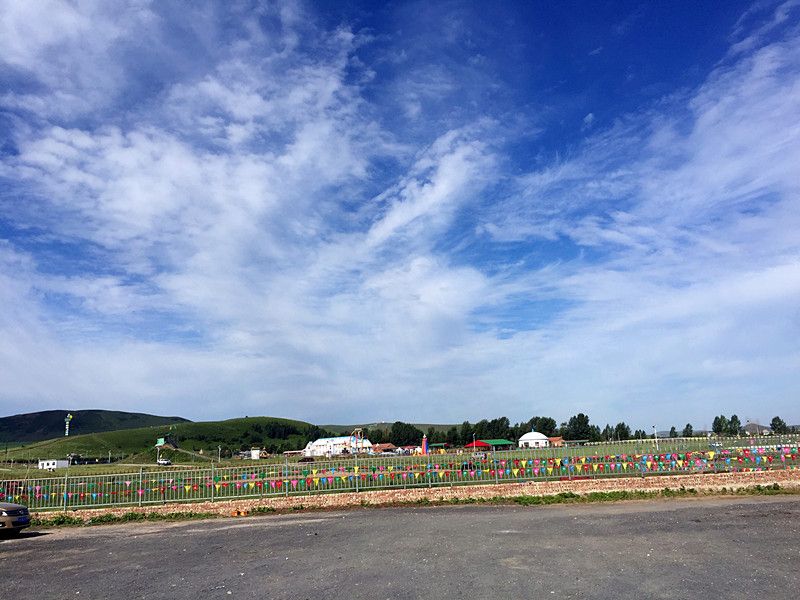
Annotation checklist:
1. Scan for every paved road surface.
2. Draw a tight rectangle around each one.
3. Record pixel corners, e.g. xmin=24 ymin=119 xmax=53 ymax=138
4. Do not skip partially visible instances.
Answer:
xmin=3 ymin=496 xmax=799 ymax=599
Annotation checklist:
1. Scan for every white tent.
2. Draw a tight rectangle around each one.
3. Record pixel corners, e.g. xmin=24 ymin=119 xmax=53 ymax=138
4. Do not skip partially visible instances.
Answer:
xmin=303 ymin=436 xmax=373 ymax=457
xmin=518 ymin=431 xmax=550 ymax=448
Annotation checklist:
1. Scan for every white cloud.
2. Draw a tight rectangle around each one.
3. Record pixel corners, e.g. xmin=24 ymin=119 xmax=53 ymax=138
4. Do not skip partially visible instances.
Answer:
xmin=0 ymin=2 xmax=798 ymax=430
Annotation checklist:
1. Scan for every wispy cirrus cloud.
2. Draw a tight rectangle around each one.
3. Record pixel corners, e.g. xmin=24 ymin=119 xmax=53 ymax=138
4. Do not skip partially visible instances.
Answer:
xmin=0 ymin=1 xmax=798 ymax=429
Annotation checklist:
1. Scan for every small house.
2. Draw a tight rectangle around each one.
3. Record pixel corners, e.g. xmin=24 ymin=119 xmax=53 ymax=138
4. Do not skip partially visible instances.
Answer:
xmin=372 ymin=443 xmax=398 ymax=454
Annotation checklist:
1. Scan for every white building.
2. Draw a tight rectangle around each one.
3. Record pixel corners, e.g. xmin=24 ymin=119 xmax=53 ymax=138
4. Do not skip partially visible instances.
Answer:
xmin=518 ymin=431 xmax=550 ymax=449
xmin=38 ymin=459 xmax=70 ymax=470
xmin=303 ymin=435 xmax=373 ymax=457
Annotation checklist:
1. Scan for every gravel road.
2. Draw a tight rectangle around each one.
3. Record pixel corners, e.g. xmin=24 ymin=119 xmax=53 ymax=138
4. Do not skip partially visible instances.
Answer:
xmin=3 ymin=495 xmax=799 ymax=599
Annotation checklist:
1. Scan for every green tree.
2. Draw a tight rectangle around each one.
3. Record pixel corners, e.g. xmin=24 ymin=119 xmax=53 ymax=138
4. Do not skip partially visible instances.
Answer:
xmin=426 ymin=427 xmax=445 ymax=444
xmin=669 ymin=426 xmax=678 ymax=438
xmin=727 ymin=414 xmax=742 ymax=436
xmin=770 ymin=416 xmax=788 ymax=435
xmin=459 ymin=421 xmax=473 ymax=445
xmin=712 ymin=415 xmax=728 ymax=436
xmin=529 ymin=416 xmax=558 ymax=437
xmin=365 ymin=427 xmax=385 ymax=444
xmin=486 ymin=417 xmax=511 ymax=439
xmin=614 ymin=422 xmax=631 ymax=440
xmin=682 ymin=423 xmax=693 ymax=437
xmin=445 ymin=426 xmax=459 ymax=445
xmin=633 ymin=429 xmax=648 ymax=440
xmin=601 ymin=424 xmax=614 ymax=441
xmin=388 ymin=422 xmax=424 ymax=446
xmin=561 ymin=413 xmax=594 ymax=440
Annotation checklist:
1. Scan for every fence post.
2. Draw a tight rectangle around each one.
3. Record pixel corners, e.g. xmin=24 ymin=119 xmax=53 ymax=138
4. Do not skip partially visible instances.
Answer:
xmin=428 ymin=455 xmax=432 ymax=489
xmin=284 ymin=456 xmax=289 ymax=497
xmin=355 ymin=455 xmax=359 ymax=493
xmin=211 ymin=463 xmax=215 ymax=503
xmin=138 ymin=467 xmax=143 ymax=507
xmin=493 ymin=450 xmax=499 ymax=485
xmin=62 ymin=469 xmax=69 ymax=512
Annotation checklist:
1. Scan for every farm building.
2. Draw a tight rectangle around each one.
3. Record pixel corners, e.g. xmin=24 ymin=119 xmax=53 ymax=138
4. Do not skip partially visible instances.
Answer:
xmin=518 ymin=431 xmax=550 ymax=448
xmin=38 ymin=459 xmax=70 ymax=470
xmin=303 ymin=435 xmax=373 ymax=457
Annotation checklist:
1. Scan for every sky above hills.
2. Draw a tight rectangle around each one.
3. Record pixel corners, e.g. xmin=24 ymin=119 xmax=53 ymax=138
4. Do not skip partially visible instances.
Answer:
xmin=1 ymin=1 xmax=798 ymax=429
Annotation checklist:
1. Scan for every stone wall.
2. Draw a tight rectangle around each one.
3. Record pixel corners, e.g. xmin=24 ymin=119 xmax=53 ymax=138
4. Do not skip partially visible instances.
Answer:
xmin=36 ymin=469 xmax=800 ymax=522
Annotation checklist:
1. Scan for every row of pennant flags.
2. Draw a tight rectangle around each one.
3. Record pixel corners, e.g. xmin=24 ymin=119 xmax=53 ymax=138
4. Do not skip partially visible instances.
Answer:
xmin=3 ymin=446 xmax=797 ymax=506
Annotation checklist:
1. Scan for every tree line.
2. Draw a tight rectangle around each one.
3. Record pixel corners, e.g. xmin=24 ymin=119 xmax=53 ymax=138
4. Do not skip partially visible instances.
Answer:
xmin=361 ymin=413 xmax=796 ymax=447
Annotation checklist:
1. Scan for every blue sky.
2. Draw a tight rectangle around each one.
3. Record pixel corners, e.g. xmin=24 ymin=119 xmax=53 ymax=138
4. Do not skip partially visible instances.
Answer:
xmin=1 ymin=1 xmax=799 ymax=430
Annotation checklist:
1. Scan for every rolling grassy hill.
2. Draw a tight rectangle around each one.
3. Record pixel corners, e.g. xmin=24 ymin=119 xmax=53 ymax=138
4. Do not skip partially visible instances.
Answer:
xmin=3 ymin=416 xmax=335 ymax=462
xmin=0 ymin=409 xmax=189 ymax=443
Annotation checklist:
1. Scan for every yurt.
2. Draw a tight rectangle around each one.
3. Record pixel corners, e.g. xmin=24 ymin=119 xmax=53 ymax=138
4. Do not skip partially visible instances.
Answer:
xmin=518 ymin=430 xmax=550 ymax=448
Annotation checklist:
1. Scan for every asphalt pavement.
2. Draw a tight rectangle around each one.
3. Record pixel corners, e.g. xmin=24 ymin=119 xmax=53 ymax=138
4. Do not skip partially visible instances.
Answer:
xmin=3 ymin=495 xmax=799 ymax=599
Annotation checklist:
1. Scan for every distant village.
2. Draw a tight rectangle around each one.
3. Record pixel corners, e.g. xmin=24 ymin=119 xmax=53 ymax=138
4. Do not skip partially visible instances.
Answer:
xmin=279 ymin=428 xmax=560 ymax=460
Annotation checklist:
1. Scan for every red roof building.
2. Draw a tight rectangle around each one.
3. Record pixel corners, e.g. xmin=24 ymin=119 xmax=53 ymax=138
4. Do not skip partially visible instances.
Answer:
xmin=463 ymin=440 xmax=491 ymax=450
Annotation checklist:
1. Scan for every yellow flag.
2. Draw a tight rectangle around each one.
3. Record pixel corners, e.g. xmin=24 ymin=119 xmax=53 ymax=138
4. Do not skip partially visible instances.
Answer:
xmin=354 ymin=467 xmax=359 ymax=474
xmin=708 ymin=452 xmax=715 ymax=460
xmin=438 ymin=471 xmax=444 ymax=479
xmin=313 ymin=478 xmax=319 ymax=485
xmin=184 ymin=485 xmax=191 ymax=493
xmin=546 ymin=467 xmax=553 ymax=475
xmin=512 ymin=469 xmax=519 ymax=476
xmin=592 ymin=464 xmax=599 ymax=472
xmin=646 ymin=461 xmax=652 ymax=469
xmin=312 ymin=469 xmax=318 ymax=475
xmin=248 ymin=482 xmax=255 ymax=489
xmin=215 ymin=484 xmax=221 ymax=491
xmin=414 ymin=472 xmax=420 ymax=479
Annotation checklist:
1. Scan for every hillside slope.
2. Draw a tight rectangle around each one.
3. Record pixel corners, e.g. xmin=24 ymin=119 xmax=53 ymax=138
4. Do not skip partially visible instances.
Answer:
xmin=4 ymin=416 xmax=334 ymax=461
xmin=0 ymin=409 xmax=189 ymax=443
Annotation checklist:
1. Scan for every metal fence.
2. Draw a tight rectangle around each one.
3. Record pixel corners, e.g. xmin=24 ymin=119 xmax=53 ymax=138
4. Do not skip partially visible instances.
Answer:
xmin=2 ymin=438 xmax=798 ymax=512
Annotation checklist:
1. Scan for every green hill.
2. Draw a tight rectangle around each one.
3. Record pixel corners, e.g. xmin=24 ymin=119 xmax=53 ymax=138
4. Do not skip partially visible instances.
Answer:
xmin=4 ymin=416 xmax=335 ymax=462
xmin=0 ymin=409 xmax=189 ymax=443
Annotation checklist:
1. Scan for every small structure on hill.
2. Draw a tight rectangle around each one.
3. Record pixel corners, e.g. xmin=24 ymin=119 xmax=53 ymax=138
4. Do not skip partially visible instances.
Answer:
xmin=38 ymin=459 xmax=70 ymax=471
xmin=155 ymin=434 xmax=179 ymax=450
xmin=518 ymin=430 xmax=550 ymax=449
